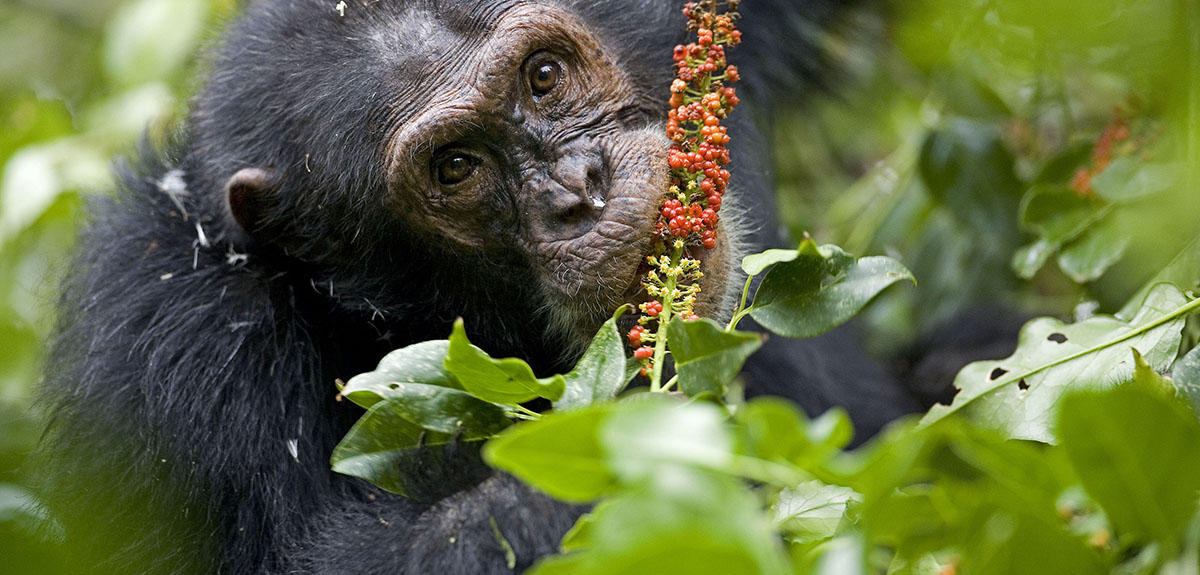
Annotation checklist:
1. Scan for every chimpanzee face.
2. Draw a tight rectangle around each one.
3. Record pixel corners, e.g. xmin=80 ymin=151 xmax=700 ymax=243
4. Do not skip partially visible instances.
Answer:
xmin=216 ymin=1 xmax=730 ymax=346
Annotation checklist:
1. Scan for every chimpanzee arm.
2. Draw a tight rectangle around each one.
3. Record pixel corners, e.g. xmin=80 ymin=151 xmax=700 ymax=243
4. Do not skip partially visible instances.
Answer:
xmin=285 ymin=475 xmax=583 ymax=575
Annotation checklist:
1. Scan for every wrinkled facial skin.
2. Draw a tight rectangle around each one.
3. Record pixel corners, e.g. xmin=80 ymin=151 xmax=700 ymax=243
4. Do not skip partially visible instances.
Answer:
xmin=382 ymin=4 xmax=731 ymax=343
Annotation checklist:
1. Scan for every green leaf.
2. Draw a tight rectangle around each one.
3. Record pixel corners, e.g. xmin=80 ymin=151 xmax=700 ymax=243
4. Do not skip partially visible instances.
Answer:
xmin=340 ymin=340 xmax=460 ymax=409
xmin=1130 ymin=348 xmax=1173 ymax=394
xmin=483 ymin=405 xmax=616 ymax=502
xmin=844 ymin=420 xmax=1100 ymax=573
xmin=528 ymin=467 xmax=790 ymax=575
xmin=559 ymin=510 xmax=600 ymax=552
xmin=104 ymin=0 xmax=209 ymax=86
xmin=330 ymin=400 xmax=451 ymax=495
xmin=1173 ymin=344 xmax=1200 ymax=413
xmin=557 ymin=308 xmax=631 ymax=410
xmin=445 ymin=319 xmax=565 ymax=404
xmin=1055 ymin=218 xmax=1130 ymax=283
xmin=740 ymin=248 xmax=800 ymax=277
xmin=1058 ymin=384 xmax=1200 ymax=548
xmin=772 ymin=481 xmax=860 ymax=545
xmin=667 ymin=318 xmax=762 ymax=397
xmin=1118 ymin=235 xmax=1200 ymax=318
xmin=600 ymin=398 xmax=734 ymax=482
xmin=1011 ymin=238 xmax=1056 ymax=279
xmin=355 ymin=383 xmax=510 ymax=437
xmin=748 ymin=241 xmax=914 ymax=339
xmin=736 ymin=398 xmax=851 ymax=468
xmin=920 ymin=284 xmax=1199 ymax=442
xmin=1018 ymin=184 xmax=1107 ymax=245
xmin=802 ymin=534 xmax=867 ymax=575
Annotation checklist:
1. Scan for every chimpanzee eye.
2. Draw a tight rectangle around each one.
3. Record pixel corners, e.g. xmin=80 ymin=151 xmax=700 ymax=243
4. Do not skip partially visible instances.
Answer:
xmin=434 ymin=152 xmax=478 ymax=186
xmin=528 ymin=58 xmax=562 ymax=96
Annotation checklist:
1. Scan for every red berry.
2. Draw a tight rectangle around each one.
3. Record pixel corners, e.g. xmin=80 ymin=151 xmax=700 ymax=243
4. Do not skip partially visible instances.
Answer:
xmin=634 ymin=346 xmax=654 ymax=360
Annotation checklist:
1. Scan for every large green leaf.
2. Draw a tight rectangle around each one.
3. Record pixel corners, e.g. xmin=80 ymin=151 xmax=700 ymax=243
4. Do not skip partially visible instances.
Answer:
xmin=340 ymin=340 xmax=460 ymax=409
xmin=1058 ymin=385 xmax=1200 ymax=549
xmin=529 ymin=467 xmax=790 ymax=575
xmin=844 ymin=420 xmax=1101 ymax=573
xmin=735 ymin=398 xmax=851 ymax=469
xmin=445 ymin=319 xmax=565 ymax=404
xmin=330 ymin=400 xmax=452 ymax=495
xmin=920 ymin=284 xmax=1199 ymax=442
xmin=600 ymin=398 xmax=734 ymax=482
xmin=556 ymin=309 xmax=631 ymax=410
xmin=483 ymin=405 xmax=616 ymax=502
xmin=667 ymin=318 xmax=761 ymax=397
xmin=747 ymin=239 xmax=914 ymax=339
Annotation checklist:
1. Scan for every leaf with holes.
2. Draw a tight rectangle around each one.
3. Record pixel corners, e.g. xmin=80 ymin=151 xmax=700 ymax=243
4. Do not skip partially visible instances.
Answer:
xmin=920 ymin=284 xmax=1200 ymax=442
xmin=340 ymin=340 xmax=461 ymax=409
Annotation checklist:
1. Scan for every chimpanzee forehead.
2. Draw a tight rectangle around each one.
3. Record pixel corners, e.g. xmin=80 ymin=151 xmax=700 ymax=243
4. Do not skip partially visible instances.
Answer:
xmin=372 ymin=1 xmax=617 ymax=130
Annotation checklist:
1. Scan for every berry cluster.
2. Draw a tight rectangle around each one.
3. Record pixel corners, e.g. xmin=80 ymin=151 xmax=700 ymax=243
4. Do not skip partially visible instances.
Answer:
xmin=629 ymin=0 xmax=740 ymax=381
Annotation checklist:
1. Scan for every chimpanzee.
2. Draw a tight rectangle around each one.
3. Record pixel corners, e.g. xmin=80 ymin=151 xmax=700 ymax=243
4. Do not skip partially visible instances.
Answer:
xmin=35 ymin=0 xmax=958 ymax=573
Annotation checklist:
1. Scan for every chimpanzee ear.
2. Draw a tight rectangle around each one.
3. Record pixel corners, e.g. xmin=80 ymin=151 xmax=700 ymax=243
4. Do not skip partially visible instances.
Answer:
xmin=224 ymin=167 xmax=276 ymax=241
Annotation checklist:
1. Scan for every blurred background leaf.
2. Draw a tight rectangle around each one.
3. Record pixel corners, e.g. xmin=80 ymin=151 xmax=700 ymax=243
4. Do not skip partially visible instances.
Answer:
xmin=0 ymin=0 xmax=1197 ymax=571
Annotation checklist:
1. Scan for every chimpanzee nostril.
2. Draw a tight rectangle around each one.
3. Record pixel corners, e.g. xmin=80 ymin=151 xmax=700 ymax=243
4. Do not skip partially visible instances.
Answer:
xmin=550 ymin=146 xmax=608 ymax=220
xmin=585 ymin=162 xmax=606 ymax=209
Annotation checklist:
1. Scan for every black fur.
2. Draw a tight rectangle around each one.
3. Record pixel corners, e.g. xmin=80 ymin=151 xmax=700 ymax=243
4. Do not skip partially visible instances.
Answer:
xmin=34 ymin=1 xmax=932 ymax=573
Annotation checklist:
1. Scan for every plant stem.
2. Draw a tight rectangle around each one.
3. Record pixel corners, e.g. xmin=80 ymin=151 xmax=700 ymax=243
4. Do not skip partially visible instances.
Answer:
xmin=650 ymin=245 xmax=685 ymax=392
xmin=726 ymin=273 xmax=755 ymax=331
xmin=511 ymin=404 xmax=542 ymax=420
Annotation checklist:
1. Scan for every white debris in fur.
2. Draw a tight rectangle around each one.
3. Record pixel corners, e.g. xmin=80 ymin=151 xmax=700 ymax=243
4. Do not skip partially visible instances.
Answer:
xmin=334 ymin=1 xmax=347 ymax=17
xmin=158 ymin=169 xmax=190 ymax=219
xmin=226 ymin=247 xmax=249 ymax=266
xmin=286 ymin=439 xmax=299 ymax=462
xmin=194 ymin=221 xmax=211 ymax=249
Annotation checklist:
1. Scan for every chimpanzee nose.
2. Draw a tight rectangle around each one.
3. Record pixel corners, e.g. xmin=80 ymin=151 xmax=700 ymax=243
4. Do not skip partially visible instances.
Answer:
xmin=533 ymin=146 xmax=608 ymax=236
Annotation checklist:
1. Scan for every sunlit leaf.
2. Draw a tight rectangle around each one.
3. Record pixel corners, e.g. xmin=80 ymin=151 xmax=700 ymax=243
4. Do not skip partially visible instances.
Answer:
xmin=483 ymin=405 xmax=615 ymax=502
xmin=920 ymin=284 xmax=1198 ymax=442
xmin=445 ymin=319 xmax=564 ymax=404
xmin=1059 ymin=385 xmax=1200 ymax=548
xmin=529 ymin=467 xmax=790 ymax=575
xmin=741 ymin=248 xmax=801 ymax=276
xmin=600 ymin=397 xmax=734 ymax=481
